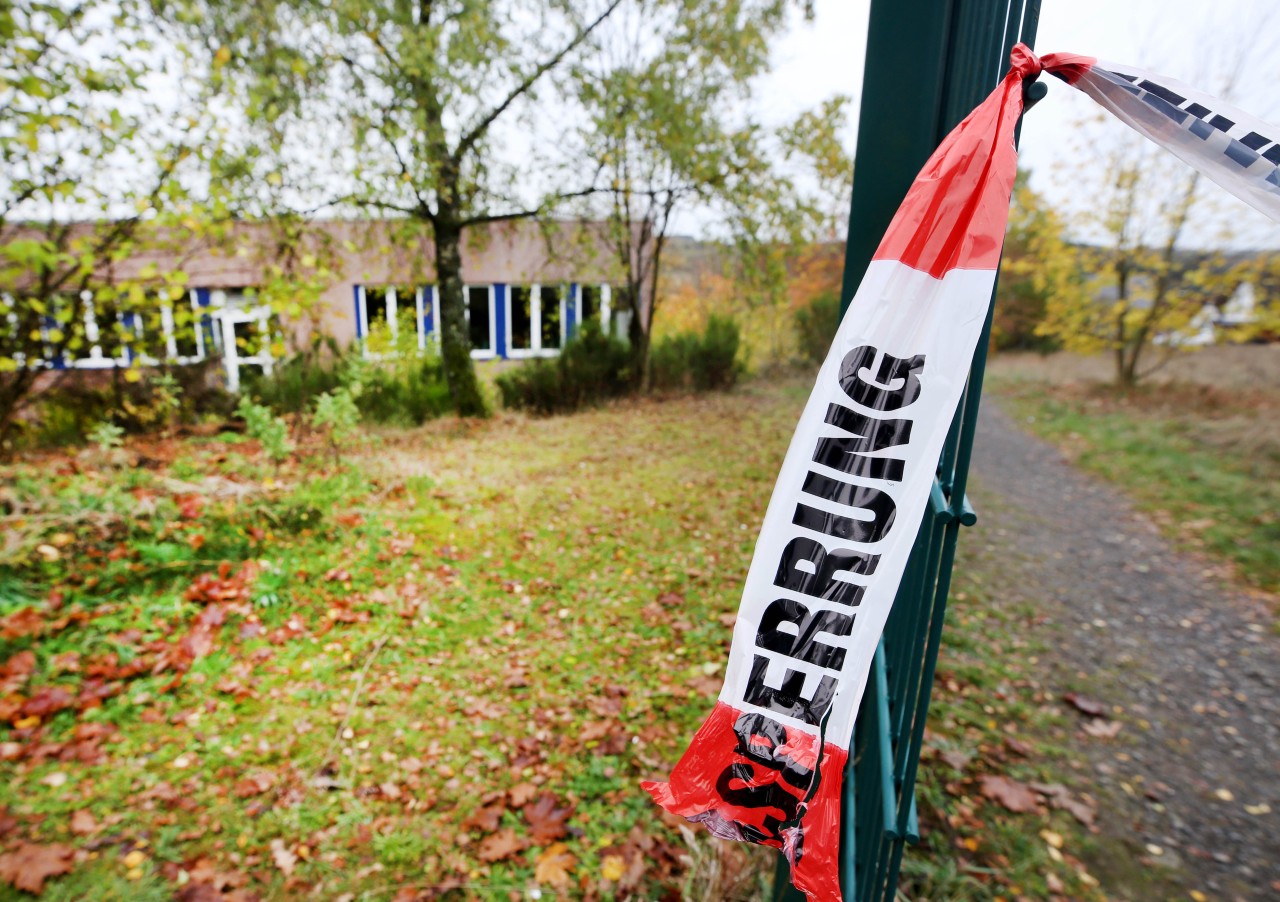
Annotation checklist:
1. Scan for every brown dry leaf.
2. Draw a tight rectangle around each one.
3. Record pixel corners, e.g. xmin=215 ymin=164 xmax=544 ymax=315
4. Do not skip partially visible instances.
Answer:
xmin=463 ymin=803 xmax=506 ymax=833
xmin=477 ymin=828 xmax=527 ymax=863
xmin=233 ymin=772 xmax=275 ymax=798
xmin=1082 ymin=719 xmax=1123 ymax=739
xmin=508 ymin=782 xmax=538 ymax=807
xmin=269 ymin=839 xmax=297 ymax=876
xmin=978 ymin=774 xmax=1040 ymax=813
xmin=1031 ymin=782 xmax=1098 ymax=828
xmin=1 ymin=650 xmax=36 ymax=684
xmin=1004 ymin=737 xmax=1033 ymax=757
xmin=1063 ymin=693 xmax=1107 ymax=717
xmin=69 ymin=810 xmax=98 ymax=836
xmin=0 ymin=841 xmax=76 ymax=894
xmin=525 ymin=792 xmax=574 ymax=844
xmin=0 ymin=608 xmax=49 ymax=641
xmin=534 ymin=843 xmax=575 ymax=888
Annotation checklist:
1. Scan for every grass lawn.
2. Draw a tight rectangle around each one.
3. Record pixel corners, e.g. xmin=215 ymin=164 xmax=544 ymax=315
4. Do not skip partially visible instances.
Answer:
xmin=1 ymin=378 xmax=1107 ymax=900
xmin=987 ymin=347 xmax=1280 ymax=596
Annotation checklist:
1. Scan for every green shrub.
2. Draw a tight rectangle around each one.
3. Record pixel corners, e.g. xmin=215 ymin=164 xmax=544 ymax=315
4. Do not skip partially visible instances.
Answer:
xmin=793 ymin=290 xmax=841 ymax=364
xmin=235 ymin=396 xmax=292 ymax=468
xmin=246 ymin=338 xmax=451 ymax=426
xmin=649 ymin=332 xmax=699 ymax=392
xmin=696 ymin=314 xmax=742 ymax=390
xmin=496 ymin=320 xmax=633 ymax=415
xmin=312 ymin=387 xmax=361 ymax=461
xmin=649 ymin=314 xmax=743 ymax=393
xmin=26 ymin=362 xmax=233 ymax=449
xmin=353 ymin=349 xmax=452 ymax=426
xmin=243 ymin=338 xmax=343 ymax=415
xmin=88 ymin=420 xmax=125 ymax=453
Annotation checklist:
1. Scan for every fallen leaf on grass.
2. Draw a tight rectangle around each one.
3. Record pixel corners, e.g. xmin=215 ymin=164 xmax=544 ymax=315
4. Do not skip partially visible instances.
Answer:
xmin=1 ymin=651 xmax=36 ymax=691
xmin=534 ymin=843 xmax=575 ymax=888
xmin=1063 ymin=693 xmax=1107 ymax=717
xmin=1004 ymin=736 xmax=1033 ymax=757
xmin=508 ymin=782 xmax=538 ymax=807
xmin=476 ymin=828 xmax=527 ymax=863
xmin=600 ymin=854 xmax=626 ymax=882
xmin=269 ymin=839 xmax=297 ymax=876
xmin=69 ymin=810 xmax=98 ymax=836
xmin=0 ymin=841 xmax=76 ymax=894
xmin=0 ymin=608 xmax=50 ymax=640
xmin=525 ymin=793 xmax=574 ymax=844
xmin=1031 ymin=782 xmax=1098 ymax=828
xmin=978 ymin=775 xmax=1040 ymax=813
xmin=1082 ymin=719 xmax=1123 ymax=739
xmin=233 ymin=772 xmax=275 ymax=798
xmin=463 ymin=803 xmax=506 ymax=833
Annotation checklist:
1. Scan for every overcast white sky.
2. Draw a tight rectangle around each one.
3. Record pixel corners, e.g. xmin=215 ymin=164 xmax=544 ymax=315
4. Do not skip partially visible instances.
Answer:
xmin=745 ymin=0 xmax=1280 ymax=248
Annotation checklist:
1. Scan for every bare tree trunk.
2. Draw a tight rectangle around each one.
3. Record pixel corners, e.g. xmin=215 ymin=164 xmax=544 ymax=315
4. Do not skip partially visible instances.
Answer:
xmin=433 ymin=219 xmax=488 ymax=417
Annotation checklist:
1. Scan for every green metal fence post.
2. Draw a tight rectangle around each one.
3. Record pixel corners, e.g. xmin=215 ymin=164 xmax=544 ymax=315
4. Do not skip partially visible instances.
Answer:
xmin=773 ymin=1 xmax=1042 ymax=899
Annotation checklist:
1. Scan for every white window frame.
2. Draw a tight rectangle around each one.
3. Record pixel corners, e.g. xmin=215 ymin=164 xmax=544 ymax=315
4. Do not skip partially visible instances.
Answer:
xmin=165 ymin=290 xmax=209 ymax=365
xmin=575 ymin=284 xmax=612 ymax=337
xmin=356 ymin=285 xmax=400 ymax=358
xmin=464 ymin=284 xmax=497 ymax=359
xmin=218 ymin=303 xmax=275 ymax=392
xmin=73 ymin=292 xmax=114 ymax=369
xmin=601 ymin=285 xmax=613 ymax=336
xmin=506 ymin=283 xmax=566 ymax=359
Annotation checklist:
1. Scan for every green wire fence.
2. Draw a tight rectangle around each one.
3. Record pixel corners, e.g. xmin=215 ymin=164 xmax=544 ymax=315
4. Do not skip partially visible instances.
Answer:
xmin=776 ymin=0 xmax=1044 ymax=898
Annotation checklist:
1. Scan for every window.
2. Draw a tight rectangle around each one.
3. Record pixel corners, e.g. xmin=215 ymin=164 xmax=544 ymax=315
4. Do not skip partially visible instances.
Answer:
xmin=170 ymin=296 xmax=202 ymax=360
xmin=508 ymin=286 xmax=533 ymax=353
xmin=134 ymin=305 xmax=169 ymax=363
xmin=357 ymin=285 xmax=432 ymax=355
xmin=465 ymin=285 xmax=495 ymax=356
xmin=110 ymin=309 xmax=144 ymax=363
xmin=580 ymin=285 xmax=601 ymax=324
xmin=608 ymin=285 xmax=632 ymax=342
xmin=540 ymin=285 xmax=563 ymax=351
xmin=507 ymin=284 xmax=565 ymax=357
xmin=364 ymin=286 xmax=392 ymax=336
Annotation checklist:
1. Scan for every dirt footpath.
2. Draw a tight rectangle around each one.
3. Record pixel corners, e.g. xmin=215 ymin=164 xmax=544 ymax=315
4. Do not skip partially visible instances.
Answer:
xmin=959 ymin=398 xmax=1279 ymax=902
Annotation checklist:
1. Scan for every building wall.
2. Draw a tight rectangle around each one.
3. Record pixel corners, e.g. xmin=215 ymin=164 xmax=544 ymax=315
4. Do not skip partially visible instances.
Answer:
xmin=14 ymin=218 xmax=645 ymax=380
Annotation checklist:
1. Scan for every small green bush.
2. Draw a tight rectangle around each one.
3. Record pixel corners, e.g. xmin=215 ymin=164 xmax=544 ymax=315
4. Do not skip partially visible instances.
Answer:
xmin=793 ymin=290 xmax=842 ymax=365
xmin=246 ymin=338 xmax=451 ymax=426
xmin=26 ymin=362 xmax=233 ymax=449
xmin=649 ymin=314 xmax=743 ymax=393
xmin=235 ymin=396 xmax=292 ymax=467
xmin=312 ymin=387 xmax=361 ymax=460
xmin=353 ymin=350 xmax=452 ymax=426
xmin=496 ymin=320 xmax=633 ymax=415
xmin=88 ymin=420 xmax=125 ymax=453
xmin=244 ymin=339 xmax=343 ymax=414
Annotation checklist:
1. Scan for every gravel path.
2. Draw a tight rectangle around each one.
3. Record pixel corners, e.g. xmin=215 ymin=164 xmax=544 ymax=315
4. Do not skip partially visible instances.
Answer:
xmin=959 ymin=397 xmax=1279 ymax=902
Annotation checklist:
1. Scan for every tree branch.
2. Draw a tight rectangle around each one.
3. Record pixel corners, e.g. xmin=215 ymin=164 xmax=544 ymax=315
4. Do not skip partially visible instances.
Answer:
xmin=451 ymin=0 xmax=624 ymax=166
xmin=458 ymin=184 xmax=605 ymax=229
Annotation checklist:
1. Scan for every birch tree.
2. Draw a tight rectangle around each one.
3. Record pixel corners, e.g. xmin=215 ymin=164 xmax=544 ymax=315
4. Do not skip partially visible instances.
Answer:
xmin=164 ymin=0 xmax=628 ymax=416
